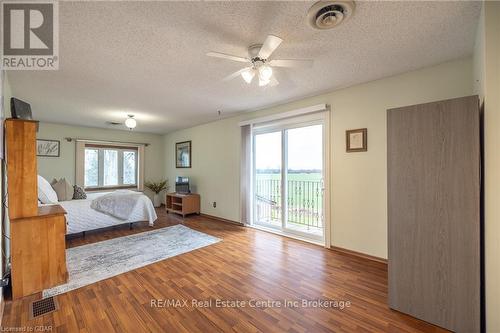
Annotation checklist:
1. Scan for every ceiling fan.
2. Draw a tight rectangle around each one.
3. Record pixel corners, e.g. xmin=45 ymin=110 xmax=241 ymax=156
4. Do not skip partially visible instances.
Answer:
xmin=207 ymin=35 xmax=313 ymax=87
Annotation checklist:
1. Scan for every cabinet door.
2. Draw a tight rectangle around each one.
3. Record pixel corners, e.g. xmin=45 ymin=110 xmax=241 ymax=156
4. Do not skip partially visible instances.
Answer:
xmin=387 ymin=96 xmax=480 ymax=332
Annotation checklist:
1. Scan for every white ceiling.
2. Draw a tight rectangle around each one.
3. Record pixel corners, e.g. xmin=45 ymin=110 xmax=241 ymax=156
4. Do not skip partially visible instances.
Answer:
xmin=7 ymin=1 xmax=481 ymax=134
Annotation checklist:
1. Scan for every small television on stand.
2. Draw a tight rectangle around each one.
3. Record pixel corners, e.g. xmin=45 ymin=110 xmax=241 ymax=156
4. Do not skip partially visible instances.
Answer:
xmin=175 ymin=177 xmax=190 ymax=194
xmin=11 ymin=98 xmax=33 ymax=120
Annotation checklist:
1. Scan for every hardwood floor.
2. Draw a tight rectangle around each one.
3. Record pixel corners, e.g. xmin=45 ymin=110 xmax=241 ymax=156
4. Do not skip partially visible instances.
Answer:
xmin=1 ymin=208 xmax=449 ymax=333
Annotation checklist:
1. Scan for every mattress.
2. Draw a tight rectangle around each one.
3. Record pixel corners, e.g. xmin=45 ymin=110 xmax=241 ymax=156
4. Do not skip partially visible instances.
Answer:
xmin=57 ymin=192 xmax=158 ymax=234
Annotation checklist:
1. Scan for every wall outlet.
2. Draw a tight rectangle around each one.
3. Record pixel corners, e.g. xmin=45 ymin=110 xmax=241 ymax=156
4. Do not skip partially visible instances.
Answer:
xmin=213 ymin=201 xmax=216 ymax=208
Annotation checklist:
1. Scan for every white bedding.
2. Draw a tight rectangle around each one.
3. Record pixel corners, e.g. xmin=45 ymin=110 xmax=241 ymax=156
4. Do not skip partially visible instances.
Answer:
xmin=91 ymin=190 xmax=144 ymax=220
xmin=57 ymin=192 xmax=157 ymax=234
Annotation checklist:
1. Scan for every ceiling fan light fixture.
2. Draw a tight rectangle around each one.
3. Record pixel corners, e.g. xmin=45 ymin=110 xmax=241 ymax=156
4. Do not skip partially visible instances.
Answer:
xmin=125 ymin=115 xmax=137 ymax=129
xmin=207 ymin=34 xmax=310 ymax=89
xmin=258 ymin=65 xmax=273 ymax=81
xmin=258 ymin=77 xmax=270 ymax=87
xmin=241 ymin=69 xmax=255 ymax=84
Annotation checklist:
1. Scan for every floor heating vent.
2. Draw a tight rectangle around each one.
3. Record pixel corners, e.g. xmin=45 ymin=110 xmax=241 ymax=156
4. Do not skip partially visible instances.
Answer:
xmin=29 ymin=297 xmax=59 ymax=319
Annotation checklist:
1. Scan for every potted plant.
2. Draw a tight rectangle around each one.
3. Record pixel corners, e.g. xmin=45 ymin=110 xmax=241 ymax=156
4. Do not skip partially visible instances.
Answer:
xmin=145 ymin=180 xmax=169 ymax=207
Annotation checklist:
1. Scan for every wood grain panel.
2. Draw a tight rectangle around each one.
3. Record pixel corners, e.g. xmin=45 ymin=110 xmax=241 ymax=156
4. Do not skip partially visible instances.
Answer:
xmin=387 ymin=96 xmax=480 ymax=332
xmin=6 ymin=119 xmax=68 ymax=299
xmin=1 ymin=209 xmax=449 ymax=332
xmin=5 ymin=119 xmax=38 ymax=219
xmin=11 ymin=211 xmax=68 ymax=299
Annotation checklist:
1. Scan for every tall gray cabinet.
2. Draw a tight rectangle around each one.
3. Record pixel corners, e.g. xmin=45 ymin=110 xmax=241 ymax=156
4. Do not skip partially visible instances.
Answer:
xmin=387 ymin=95 xmax=480 ymax=332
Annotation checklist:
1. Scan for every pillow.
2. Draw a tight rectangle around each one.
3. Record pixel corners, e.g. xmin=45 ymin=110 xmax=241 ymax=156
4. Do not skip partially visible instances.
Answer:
xmin=73 ymin=185 xmax=87 ymax=200
xmin=37 ymin=175 xmax=59 ymax=204
xmin=52 ymin=178 xmax=74 ymax=201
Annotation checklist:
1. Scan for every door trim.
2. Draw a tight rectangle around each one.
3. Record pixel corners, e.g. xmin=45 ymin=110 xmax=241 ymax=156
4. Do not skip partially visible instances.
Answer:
xmin=323 ymin=110 xmax=331 ymax=248
xmin=251 ymin=111 xmax=331 ymax=247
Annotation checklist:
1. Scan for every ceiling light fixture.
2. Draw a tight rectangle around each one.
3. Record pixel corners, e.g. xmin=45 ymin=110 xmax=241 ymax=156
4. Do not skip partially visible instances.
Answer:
xmin=125 ymin=115 xmax=137 ymax=129
xmin=241 ymin=69 xmax=255 ymax=84
xmin=258 ymin=65 xmax=273 ymax=81
xmin=207 ymin=34 xmax=313 ymax=88
xmin=259 ymin=77 xmax=270 ymax=87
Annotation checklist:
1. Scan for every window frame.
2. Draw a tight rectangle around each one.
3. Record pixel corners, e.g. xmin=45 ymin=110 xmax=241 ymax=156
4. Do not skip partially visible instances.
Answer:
xmin=84 ymin=144 xmax=139 ymax=191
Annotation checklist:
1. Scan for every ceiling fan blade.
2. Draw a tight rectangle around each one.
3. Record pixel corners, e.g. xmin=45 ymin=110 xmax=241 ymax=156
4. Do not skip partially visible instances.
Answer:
xmin=207 ymin=52 xmax=250 ymax=63
xmin=258 ymin=35 xmax=283 ymax=59
xmin=269 ymin=59 xmax=313 ymax=68
xmin=223 ymin=67 xmax=252 ymax=81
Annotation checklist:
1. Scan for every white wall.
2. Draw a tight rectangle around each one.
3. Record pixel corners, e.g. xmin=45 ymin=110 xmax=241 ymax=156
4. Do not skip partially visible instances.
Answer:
xmin=36 ymin=123 xmax=166 ymax=198
xmin=473 ymin=5 xmax=485 ymax=100
xmin=1 ymin=71 xmax=12 ymax=322
xmin=2 ymin=75 xmax=11 ymax=117
xmin=164 ymin=58 xmax=473 ymax=259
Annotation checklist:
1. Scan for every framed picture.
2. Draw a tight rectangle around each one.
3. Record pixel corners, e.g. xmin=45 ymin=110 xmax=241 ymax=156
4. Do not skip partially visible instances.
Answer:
xmin=346 ymin=128 xmax=367 ymax=152
xmin=37 ymin=139 xmax=60 ymax=157
xmin=176 ymin=141 xmax=191 ymax=168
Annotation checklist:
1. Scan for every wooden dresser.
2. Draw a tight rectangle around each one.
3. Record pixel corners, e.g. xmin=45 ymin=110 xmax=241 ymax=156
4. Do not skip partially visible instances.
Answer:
xmin=5 ymin=119 xmax=68 ymax=299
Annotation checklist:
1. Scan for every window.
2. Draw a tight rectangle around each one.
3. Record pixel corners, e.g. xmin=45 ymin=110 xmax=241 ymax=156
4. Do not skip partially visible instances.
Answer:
xmin=123 ymin=151 xmax=137 ymax=185
xmin=84 ymin=149 xmax=99 ymax=187
xmin=83 ymin=145 xmax=138 ymax=189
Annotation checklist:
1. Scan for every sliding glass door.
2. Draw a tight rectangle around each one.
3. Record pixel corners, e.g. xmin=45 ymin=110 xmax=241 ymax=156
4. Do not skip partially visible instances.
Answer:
xmin=253 ymin=121 xmax=325 ymax=242
xmin=254 ymin=131 xmax=282 ymax=228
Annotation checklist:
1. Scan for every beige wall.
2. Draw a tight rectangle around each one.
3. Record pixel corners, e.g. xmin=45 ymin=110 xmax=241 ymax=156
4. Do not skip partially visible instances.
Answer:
xmin=164 ymin=58 xmax=473 ymax=259
xmin=473 ymin=5 xmax=485 ymax=100
xmin=164 ymin=117 xmax=241 ymax=218
xmin=477 ymin=2 xmax=500 ymax=332
xmin=2 ymin=73 xmax=11 ymax=117
xmin=1 ymin=71 xmax=12 ymax=318
xmin=36 ymin=122 xmax=165 ymax=198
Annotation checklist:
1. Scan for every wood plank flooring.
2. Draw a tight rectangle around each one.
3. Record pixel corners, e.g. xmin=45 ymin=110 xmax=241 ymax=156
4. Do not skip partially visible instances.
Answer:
xmin=1 ymin=208 xmax=449 ymax=332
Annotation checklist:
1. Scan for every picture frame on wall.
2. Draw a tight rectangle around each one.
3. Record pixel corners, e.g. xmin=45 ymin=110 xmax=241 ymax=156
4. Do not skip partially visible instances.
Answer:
xmin=176 ymin=140 xmax=192 ymax=168
xmin=37 ymin=139 xmax=60 ymax=157
xmin=346 ymin=128 xmax=367 ymax=152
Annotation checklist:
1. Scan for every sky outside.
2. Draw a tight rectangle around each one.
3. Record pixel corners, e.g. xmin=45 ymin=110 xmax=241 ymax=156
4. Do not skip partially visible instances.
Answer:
xmin=255 ymin=125 xmax=323 ymax=171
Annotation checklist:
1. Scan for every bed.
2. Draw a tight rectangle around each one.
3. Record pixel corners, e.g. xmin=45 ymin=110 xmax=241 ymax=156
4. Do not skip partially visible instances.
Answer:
xmin=56 ymin=191 xmax=158 ymax=235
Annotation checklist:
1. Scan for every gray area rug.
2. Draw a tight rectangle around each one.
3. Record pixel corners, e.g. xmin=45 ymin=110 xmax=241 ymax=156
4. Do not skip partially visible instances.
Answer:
xmin=43 ymin=225 xmax=221 ymax=298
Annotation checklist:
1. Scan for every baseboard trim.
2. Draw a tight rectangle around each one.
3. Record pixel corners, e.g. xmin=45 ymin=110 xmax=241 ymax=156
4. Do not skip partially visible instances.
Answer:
xmin=249 ymin=225 xmax=324 ymax=247
xmin=330 ymin=246 xmax=388 ymax=265
xmin=199 ymin=213 xmax=244 ymax=226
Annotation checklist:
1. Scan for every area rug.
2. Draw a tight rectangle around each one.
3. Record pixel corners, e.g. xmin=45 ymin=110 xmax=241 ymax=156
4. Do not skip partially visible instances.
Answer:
xmin=43 ymin=225 xmax=221 ymax=298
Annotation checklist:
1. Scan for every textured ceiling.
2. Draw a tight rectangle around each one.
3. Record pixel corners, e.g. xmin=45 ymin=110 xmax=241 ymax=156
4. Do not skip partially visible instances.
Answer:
xmin=7 ymin=1 xmax=481 ymax=134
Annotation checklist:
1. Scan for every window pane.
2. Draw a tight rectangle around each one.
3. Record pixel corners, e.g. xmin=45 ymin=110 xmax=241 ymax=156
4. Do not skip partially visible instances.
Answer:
xmin=254 ymin=131 xmax=282 ymax=227
xmin=103 ymin=150 xmax=118 ymax=186
xmin=84 ymin=149 xmax=99 ymax=187
xmin=123 ymin=151 xmax=136 ymax=185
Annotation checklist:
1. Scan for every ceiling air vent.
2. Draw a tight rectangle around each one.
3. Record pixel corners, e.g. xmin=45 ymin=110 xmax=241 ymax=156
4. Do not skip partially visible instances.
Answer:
xmin=307 ymin=1 xmax=355 ymax=30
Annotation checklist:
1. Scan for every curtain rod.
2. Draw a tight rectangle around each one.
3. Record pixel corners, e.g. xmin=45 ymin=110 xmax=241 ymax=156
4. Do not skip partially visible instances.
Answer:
xmin=64 ymin=137 xmax=150 ymax=147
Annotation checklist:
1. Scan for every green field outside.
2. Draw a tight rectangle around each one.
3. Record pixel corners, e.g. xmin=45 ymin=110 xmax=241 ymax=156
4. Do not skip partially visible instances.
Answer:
xmin=256 ymin=172 xmax=322 ymax=182
xmin=255 ymin=172 xmax=323 ymax=228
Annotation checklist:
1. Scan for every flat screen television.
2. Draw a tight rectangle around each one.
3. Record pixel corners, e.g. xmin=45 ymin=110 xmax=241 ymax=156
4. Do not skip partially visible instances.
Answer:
xmin=175 ymin=177 xmax=190 ymax=194
xmin=11 ymin=97 xmax=32 ymax=120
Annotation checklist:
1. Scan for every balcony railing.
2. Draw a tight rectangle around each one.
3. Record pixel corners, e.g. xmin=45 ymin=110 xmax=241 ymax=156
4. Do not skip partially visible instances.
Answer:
xmin=255 ymin=178 xmax=323 ymax=232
